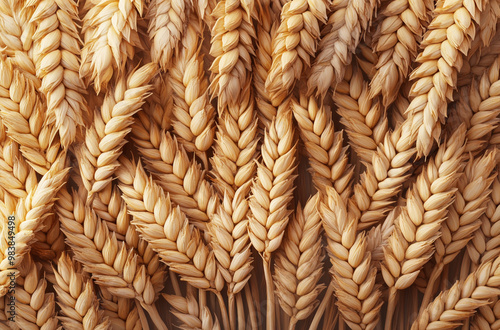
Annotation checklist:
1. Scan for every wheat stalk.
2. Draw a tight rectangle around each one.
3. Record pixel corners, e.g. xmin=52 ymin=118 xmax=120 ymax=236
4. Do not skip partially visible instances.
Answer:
xmin=52 ymin=252 xmax=110 ymax=329
xmin=4 ymin=255 xmax=58 ymax=329
xmin=147 ymin=0 xmax=189 ymax=70
xmin=382 ymin=126 xmax=466 ymax=329
xmin=209 ymin=0 xmax=255 ymax=108
xmin=77 ymin=63 xmax=156 ymax=201
xmin=274 ymin=194 xmax=325 ymax=329
xmin=412 ymin=257 xmax=500 ymax=329
xmin=56 ymin=183 xmax=168 ymax=330
xmin=80 ymin=0 xmax=144 ymax=93
xmin=291 ymin=93 xmax=353 ymax=197
xmin=0 ymin=54 xmax=60 ymax=175
xmin=320 ymin=188 xmax=383 ymax=330
xmin=265 ymin=0 xmax=329 ymax=105
xmin=397 ymin=0 xmax=484 ymax=157
xmin=169 ymin=14 xmax=215 ymax=163
xmin=28 ymin=0 xmax=87 ymax=148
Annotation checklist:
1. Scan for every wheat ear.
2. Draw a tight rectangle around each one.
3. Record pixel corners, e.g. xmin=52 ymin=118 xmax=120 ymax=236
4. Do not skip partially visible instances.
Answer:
xmin=320 ymin=188 xmax=383 ymax=329
xmin=274 ymin=194 xmax=325 ymax=329
xmin=77 ymin=63 xmax=156 ymax=201
xmin=419 ymin=150 xmax=496 ymax=315
xmin=56 ymin=185 xmax=167 ymax=330
xmin=382 ymin=126 xmax=466 ymax=329
xmin=53 ymin=252 xmax=110 ymax=329
xmin=99 ymin=286 xmax=142 ymax=330
xmin=209 ymin=0 xmax=255 ymax=108
xmin=397 ymin=0 xmax=484 ymax=157
xmin=5 ymin=255 xmax=58 ymax=329
xmin=369 ymin=0 xmax=428 ymax=107
xmin=28 ymin=0 xmax=87 ymax=148
xmin=116 ymin=158 xmax=230 ymax=329
xmin=291 ymin=93 xmax=353 ymax=197
xmin=334 ymin=62 xmax=388 ymax=163
xmin=147 ymin=0 xmax=189 ymax=70
xmin=0 ymin=151 xmax=67 ymax=296
xmin=0 ymin=54 xmax=60 ymax=175
xmin=132 ymin=119 xmax=218 ymax=227
xmin=163 ymin=284 xmax=220 ymax=329
xmin=412 ymin=257 xmax=500 ymax=329
xmin=169 ymin=14 xmax=215 ymax=161
xmin=265 ymin=0 xmax=329 ymax=105
xmin=80 ymin=0 xmax=144 ymax=93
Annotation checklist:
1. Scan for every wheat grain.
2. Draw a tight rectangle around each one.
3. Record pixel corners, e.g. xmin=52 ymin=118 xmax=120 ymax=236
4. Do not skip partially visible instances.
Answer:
xmin=98 ymin=286 xmax=142 ymax=330
xmin=31 ymin=213 xmax=65 ymax=261
xmin=274 ymin=194 xmax=325 ymax=328
xmin=28 ymin=0 xmax=87 ymax=148
xmin=291 ymin=93 xmax=353 ymax=197
xmin=4 ymin=255 xmax=58 ymax=329
xmin=169 ymin=14 xmax=215 ymax=161
xmin=397 ymin=0 xmax=484 ymax=157
xmin=210 ymin=0 xmax=255 ymax=108
xmin=320 ymin=188 xmax=383 ymax=330
xmin=53 ymin=252 xmax=110 ymax=329
xmin=147 ymin=0 xmax=189 ymax=70
xmin=77 ymin=63 xmax=156 ymax=201
xmin=0 ymin=54 xmax=60 ymax=175
xmin=266 ymin=0 xmax=329 ymax=105
xmin=56 ymin=184 xmax=168 ymax=330
xmin=142 ymin=72 xmax=173 ymax=131
xmin=80 ymin=0 xmax=144 ymax=93
xmin=369 ymin=0 xmax=428 ymax=107
xmin=382 ymin=126 xmax=466 ymax=329
xmin=412 ymin=257 xmax=500 ymax=329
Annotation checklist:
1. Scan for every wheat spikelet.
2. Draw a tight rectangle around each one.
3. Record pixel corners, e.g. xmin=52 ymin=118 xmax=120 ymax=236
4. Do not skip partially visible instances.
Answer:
xmin=382 ymin=126 xmax=466 ymax=328
xmin=80 ymin=0 xmax=144 ymax=93
xmin=334 ymin=62 xmax=388 ymax=162
xmin=52 ymin=252 xmax=110 ymax=329
xmin=132 ymin=118 xmax=218 ymax=226
xmin=265 ymin=0 xmax=328 ymax=105
xmin=142 ymin=72 xmax=173 ymax=131
xmin=254 ymin=1 xmax=277 ymax=129
xmin=169 ymin=14 xmax=215 ymax=160
xmin=470 ymin=297 xmax=500 ymax=329
xmin=397 ymin=0 xmax=484 ymax=157
xmin=320 ymin=188 xmax=383 ymax=330
xmin=163 ymin=285 xmax=220 ymax=329
xmin=354 ymin=128 xmax=416 ymax=231
xmin=56 ymin=184 xmax=167 ymax=329
xmin=31 ymin=214 xmax=65 ymax=261
xmin=369 ymin=0 xmax=428 ymax=107
xmin=211 ymin=87 xmax=259 ymax=197
xmin=98 ymin=286 xmax=142 ymax=330
xmin=209 ymin=0 xmax=255 ymax=108
xmin=147 ymin=0 xmax=189 ymax=70
xmin=0 ymin=55 xmax=60 ymax=175
xmin=28 ymin=0 xmax=87 ymax=148
xmin=412 ymin=257 xmax=500 ymax=329
xmin=274 ymin=194 xmax=325 ymax=328
xmin=291 ymin=93 xmax=353 ymax=197
xmin=77 ymin=63 xmax=156 ymax=201
xmin=4 ymin=255 xmax=58 ymax=329
xmin=0 ymin=151 xmax=67 ymax=296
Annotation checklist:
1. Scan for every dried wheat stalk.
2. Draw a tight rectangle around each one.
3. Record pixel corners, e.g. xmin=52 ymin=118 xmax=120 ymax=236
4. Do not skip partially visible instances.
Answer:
xmin=292 ymin=93 xmax=353 ymax=197
xmin=169 ymin=14 xmax=215 ymax=163
xmin=320 ymin=188 xmax=383 ymax=330
xmin=80 ymin=0 xmax=144 ymax=93
xmin=77 ymin=63 xmax=156 ymax=201
xmin=382 ymin=126 xmax=466 ymax=329
xmin=398 ymin=0 xmax=483 ymax=157
xmin=274 ymin=194 xmax=325 ymax=329
xmin=28 ymin=0 xmax=87 ymax=148
xmin=0 ymin=54 xmax=60 ymax=175
xmin=266 ymin=0 xmax=328 ymax=104
xmin=56 ymin=183 xmax=168 ymax=330
xmin=53 ymin=252 xmax=110 ymax=329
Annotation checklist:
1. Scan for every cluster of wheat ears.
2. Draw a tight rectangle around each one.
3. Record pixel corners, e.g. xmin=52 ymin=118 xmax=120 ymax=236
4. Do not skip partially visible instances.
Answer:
xmin=2 ymin=0 xmax=500 ymax=329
